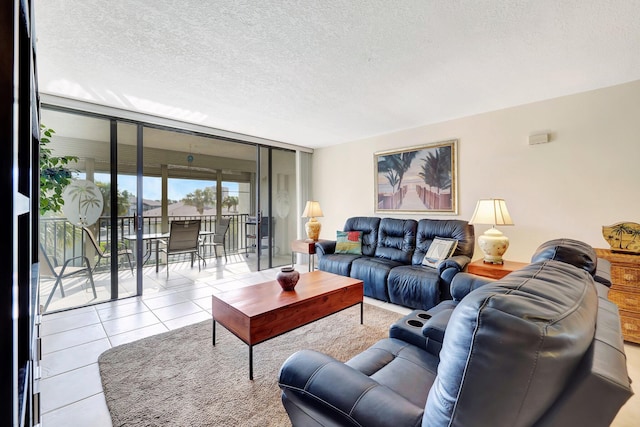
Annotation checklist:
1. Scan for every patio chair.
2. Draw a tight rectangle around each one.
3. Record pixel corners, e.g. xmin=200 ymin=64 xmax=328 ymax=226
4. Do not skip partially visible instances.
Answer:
xmin=82 ymin=226 xmax=134 ymax=275
xmin=245 ymin=216 xmax=274 ymax=257
xmin=157 ymin=219 xmax=206 ymax=277
xmin=200 ymin=217 xmax=230 ymax=262
xmin=39 ymin=242 xmax=96 ymax=312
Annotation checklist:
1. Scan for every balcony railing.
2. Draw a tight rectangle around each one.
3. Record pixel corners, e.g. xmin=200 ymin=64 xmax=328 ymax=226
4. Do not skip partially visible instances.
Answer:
xmin=40 ymin=213 xmax=252 ymax=268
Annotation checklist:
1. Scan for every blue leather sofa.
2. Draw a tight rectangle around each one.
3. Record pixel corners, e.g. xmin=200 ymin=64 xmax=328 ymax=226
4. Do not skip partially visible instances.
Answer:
xmin=279 ymin=239 xmax=633 ymax=427
xmin=315 ymin=217 xmax=475 ymax=310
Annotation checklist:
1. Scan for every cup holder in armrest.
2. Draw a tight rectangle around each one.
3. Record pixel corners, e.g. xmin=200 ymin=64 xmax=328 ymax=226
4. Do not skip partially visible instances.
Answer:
xmin=406 ymin=319 xmax=424 ymax=328
xmin=417 ymin=313 xmax=432 ymax=320
xmin=389 ymin=310 xmax=430 ymax=348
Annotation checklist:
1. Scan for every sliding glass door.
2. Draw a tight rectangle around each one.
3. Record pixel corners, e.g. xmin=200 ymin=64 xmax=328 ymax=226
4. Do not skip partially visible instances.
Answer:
xmin=255 ymin=147 xmax=297 ymax=270
xmin=39 ymin=106 xmax=298 ymax=312
xmin=39 ymin=109 xmax=130 ymax=312
xmin=138 ymin=126 xmax=258 ymax=279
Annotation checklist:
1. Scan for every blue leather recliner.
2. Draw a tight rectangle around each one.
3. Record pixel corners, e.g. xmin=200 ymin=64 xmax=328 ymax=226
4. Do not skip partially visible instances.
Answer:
xmin=279 ymin=239 xmax=633 ymax=427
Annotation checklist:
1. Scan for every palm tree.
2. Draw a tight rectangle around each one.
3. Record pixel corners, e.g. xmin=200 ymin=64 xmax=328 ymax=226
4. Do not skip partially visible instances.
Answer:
xmin=378 ymin=151 xmax=418 ymax=196
xmin=65 ymin=181 xmax=102 ymax=225
xmin=394 ymin=151 xmax=418 ymax=194
xmin=223 ymin=196 xmax=239 ymax=212
xmin=183 ymin=187 xmax=215 ymax=215
xmin=97 ymin=182 xmax=131 ymax=216
xmin=625 ymin=226 xmax=640 ymax=250
xmin=222 ymin=196 xmax=240 ymax=212
xmin=418 ymin=147 xmax=451 ymax=209
xmin=378 ymin=156 xmax=397 ymax=192
xmin=609 ymin=223 xmax=634 ymax=249
xmin=385 ymin=170 xmax=399 ymax=192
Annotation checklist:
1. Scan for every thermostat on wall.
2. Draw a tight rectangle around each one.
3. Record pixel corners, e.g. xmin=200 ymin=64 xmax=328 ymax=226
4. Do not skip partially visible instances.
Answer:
xmin=529 ymin=133 xmax=549 ymax=145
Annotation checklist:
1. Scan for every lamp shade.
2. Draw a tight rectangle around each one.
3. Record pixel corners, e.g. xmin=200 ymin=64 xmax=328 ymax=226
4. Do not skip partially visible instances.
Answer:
xmin=301 ymin=201 xmax=323 ymax=218
xmin=302 ymin=201 xmax=323 ymax=241
xmin=469 ymin=199 xmax=513 ymax=226
xmin=469 ymin=199 xmax=513 ymax=264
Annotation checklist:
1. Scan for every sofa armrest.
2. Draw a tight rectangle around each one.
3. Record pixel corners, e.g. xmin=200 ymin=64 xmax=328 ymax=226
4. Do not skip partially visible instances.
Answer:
xmin=437 ymin=254 xmax=471 ymax=275
xmin=279 ymin=349 xmax=424 ymax=427
xmin=421 ymin=309 xmax=452 ymax=345
xmin=436 ymin=255 xmax=473 ymax=300
xmin=314 ymin=240 xmax=336 ymax=257
xmin=594 ymin=257 xmax=612 ymax=287
xmin=449 ymin=272 xmax=496 ymax=301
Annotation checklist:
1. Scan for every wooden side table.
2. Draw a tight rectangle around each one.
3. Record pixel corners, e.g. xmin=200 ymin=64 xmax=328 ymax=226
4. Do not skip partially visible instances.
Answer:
xmin=291 ymin=239 xmax=328 ymax=271
xmin=595 ymin=248 xmax=640 ymax=344
xmin=466 ymin=259 xmax=528 ymax=280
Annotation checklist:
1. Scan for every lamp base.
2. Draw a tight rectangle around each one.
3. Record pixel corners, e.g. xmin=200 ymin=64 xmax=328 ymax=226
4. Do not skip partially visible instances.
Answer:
xmin=305 ymin=218 xmax=321 ymax=241
xmin=477 ymin=227 xmax=509 ymax=265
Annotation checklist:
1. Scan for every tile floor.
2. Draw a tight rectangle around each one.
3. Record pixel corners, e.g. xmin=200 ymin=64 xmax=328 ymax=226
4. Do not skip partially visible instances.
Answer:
xmin=39 ymin=259 xmax=640 ymax=427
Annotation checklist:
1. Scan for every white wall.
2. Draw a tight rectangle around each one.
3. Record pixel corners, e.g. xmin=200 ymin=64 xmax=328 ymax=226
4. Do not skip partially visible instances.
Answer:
xmin=313 ymin=80 xmax=640 ymax=262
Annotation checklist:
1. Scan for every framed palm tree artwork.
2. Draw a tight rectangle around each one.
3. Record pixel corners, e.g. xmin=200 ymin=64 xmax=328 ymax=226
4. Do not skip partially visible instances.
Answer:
xmin=375 ymin=139 xmax=458 ymax=214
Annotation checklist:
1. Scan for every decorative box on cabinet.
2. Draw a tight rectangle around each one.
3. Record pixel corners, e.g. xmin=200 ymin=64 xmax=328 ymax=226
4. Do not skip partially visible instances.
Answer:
xmin=596 ymin=248 xmax=640 ymax=344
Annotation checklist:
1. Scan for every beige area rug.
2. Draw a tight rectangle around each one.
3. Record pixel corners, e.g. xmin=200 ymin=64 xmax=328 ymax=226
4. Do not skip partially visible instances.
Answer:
xmin=98 ymin=304 xmax=403 ymax=427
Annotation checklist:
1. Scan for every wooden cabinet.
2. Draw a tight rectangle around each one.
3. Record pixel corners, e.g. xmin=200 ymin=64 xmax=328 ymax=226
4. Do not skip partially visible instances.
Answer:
xmin=467 ymin=259 xmax=528 ymax=280
xmin=596 ymin=248 xmax=640 ymax=344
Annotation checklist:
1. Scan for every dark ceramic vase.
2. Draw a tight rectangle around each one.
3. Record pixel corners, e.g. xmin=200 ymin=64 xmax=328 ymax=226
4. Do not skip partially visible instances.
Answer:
xmin=277 ymin=266 xmax=300 ymax=291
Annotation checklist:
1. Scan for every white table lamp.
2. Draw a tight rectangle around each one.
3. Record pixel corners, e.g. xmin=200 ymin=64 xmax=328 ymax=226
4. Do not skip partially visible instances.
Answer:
xmin=302 ymin=201 xmax=323 ymax=241
xmin=469 ymin=199 xmax=514 ymax=264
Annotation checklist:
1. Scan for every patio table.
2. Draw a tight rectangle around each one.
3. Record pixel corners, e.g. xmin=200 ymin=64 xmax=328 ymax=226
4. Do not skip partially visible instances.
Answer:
xmin=123 ymin=232 xmax=168 ymax=266
xmin=124 ymin=230 xmax=218 ymax=267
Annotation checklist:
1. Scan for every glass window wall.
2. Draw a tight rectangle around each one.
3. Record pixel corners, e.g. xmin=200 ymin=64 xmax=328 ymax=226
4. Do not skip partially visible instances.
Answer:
xmin=39 ymin=106 xmax=298 ymax=313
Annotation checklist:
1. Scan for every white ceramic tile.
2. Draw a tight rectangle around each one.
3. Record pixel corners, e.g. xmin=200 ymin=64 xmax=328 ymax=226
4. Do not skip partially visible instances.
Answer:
xmin=141 ymin=292 xmax=190 ymax=309
xmin=41 ymin=393 xmax=112 ymax=427
xmin=41 ymin=309 xmax=101 ymax=336
xmin=42 ymin=281 xmax=111 ymax=313
xmin=42 ymin=323 xmax=107 ymax=354
xmin=42 ymin=305 xmax=96 ymax=321
xmin=172 ymin=285 xmax=217 ymax=301
xmin=198 ymin=275 xmax=239 ymax=286
xmin=214 ymin=280 xmax=257 ymax=292
xmin=108 ymin=323 xmax=169 ymax=347
xmin=94 ymin=295 xmax=141 ymax=310
xmin=101 ymin=311 xmax=161 ymax=336
xmin=152 ymin=301 xmax=204 ymax=322
xmin=40 ymin=363 xmax=104 ymax=414
xmin=41 ymin=338 xmax=111 ymax=378
xmin=192 ymin=295 xmax=214 ymax=311
xmin=96 ymin=299 xmax=150 ymax=322
xmin=363 ymin=296 xmax=385 ymax=307
xmin=164 ymin=311 xmax=212 ymax=330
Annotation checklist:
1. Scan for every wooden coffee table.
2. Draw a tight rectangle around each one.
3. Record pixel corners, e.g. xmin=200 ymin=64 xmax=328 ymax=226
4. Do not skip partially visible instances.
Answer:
xmin=211 ymin=270 xmax=364 ymax=379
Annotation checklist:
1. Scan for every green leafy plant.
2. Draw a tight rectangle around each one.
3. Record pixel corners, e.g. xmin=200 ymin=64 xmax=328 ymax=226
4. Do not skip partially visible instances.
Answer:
xmin=39 ymin=124 xmax=78 ymax=215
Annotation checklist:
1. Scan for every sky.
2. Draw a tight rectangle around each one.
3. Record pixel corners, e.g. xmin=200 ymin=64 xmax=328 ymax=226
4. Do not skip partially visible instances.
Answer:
xmin=93 ymin=173 xmax=239 ymax=201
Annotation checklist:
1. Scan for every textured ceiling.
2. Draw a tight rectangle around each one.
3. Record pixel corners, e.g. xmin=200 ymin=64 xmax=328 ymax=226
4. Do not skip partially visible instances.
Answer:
xmin=34 ymin=0 xmax=640 ymax=149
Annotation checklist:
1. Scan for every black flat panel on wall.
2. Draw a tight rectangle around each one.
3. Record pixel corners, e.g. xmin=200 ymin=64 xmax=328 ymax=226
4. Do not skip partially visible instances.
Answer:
xmin=2 ymin=0 xmax=39 ymax=425
xmin=0 ymin=0 xmax=17 ymax=424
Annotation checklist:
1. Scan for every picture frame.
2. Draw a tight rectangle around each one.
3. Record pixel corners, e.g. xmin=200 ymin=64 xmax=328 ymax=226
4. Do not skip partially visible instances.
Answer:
xmin=375 ymin=139 xmax=458 ymax=214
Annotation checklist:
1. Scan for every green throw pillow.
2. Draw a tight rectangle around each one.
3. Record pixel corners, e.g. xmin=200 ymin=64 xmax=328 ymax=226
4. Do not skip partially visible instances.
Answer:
xmin=335 ymin=230 xmax=363 ymax=254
